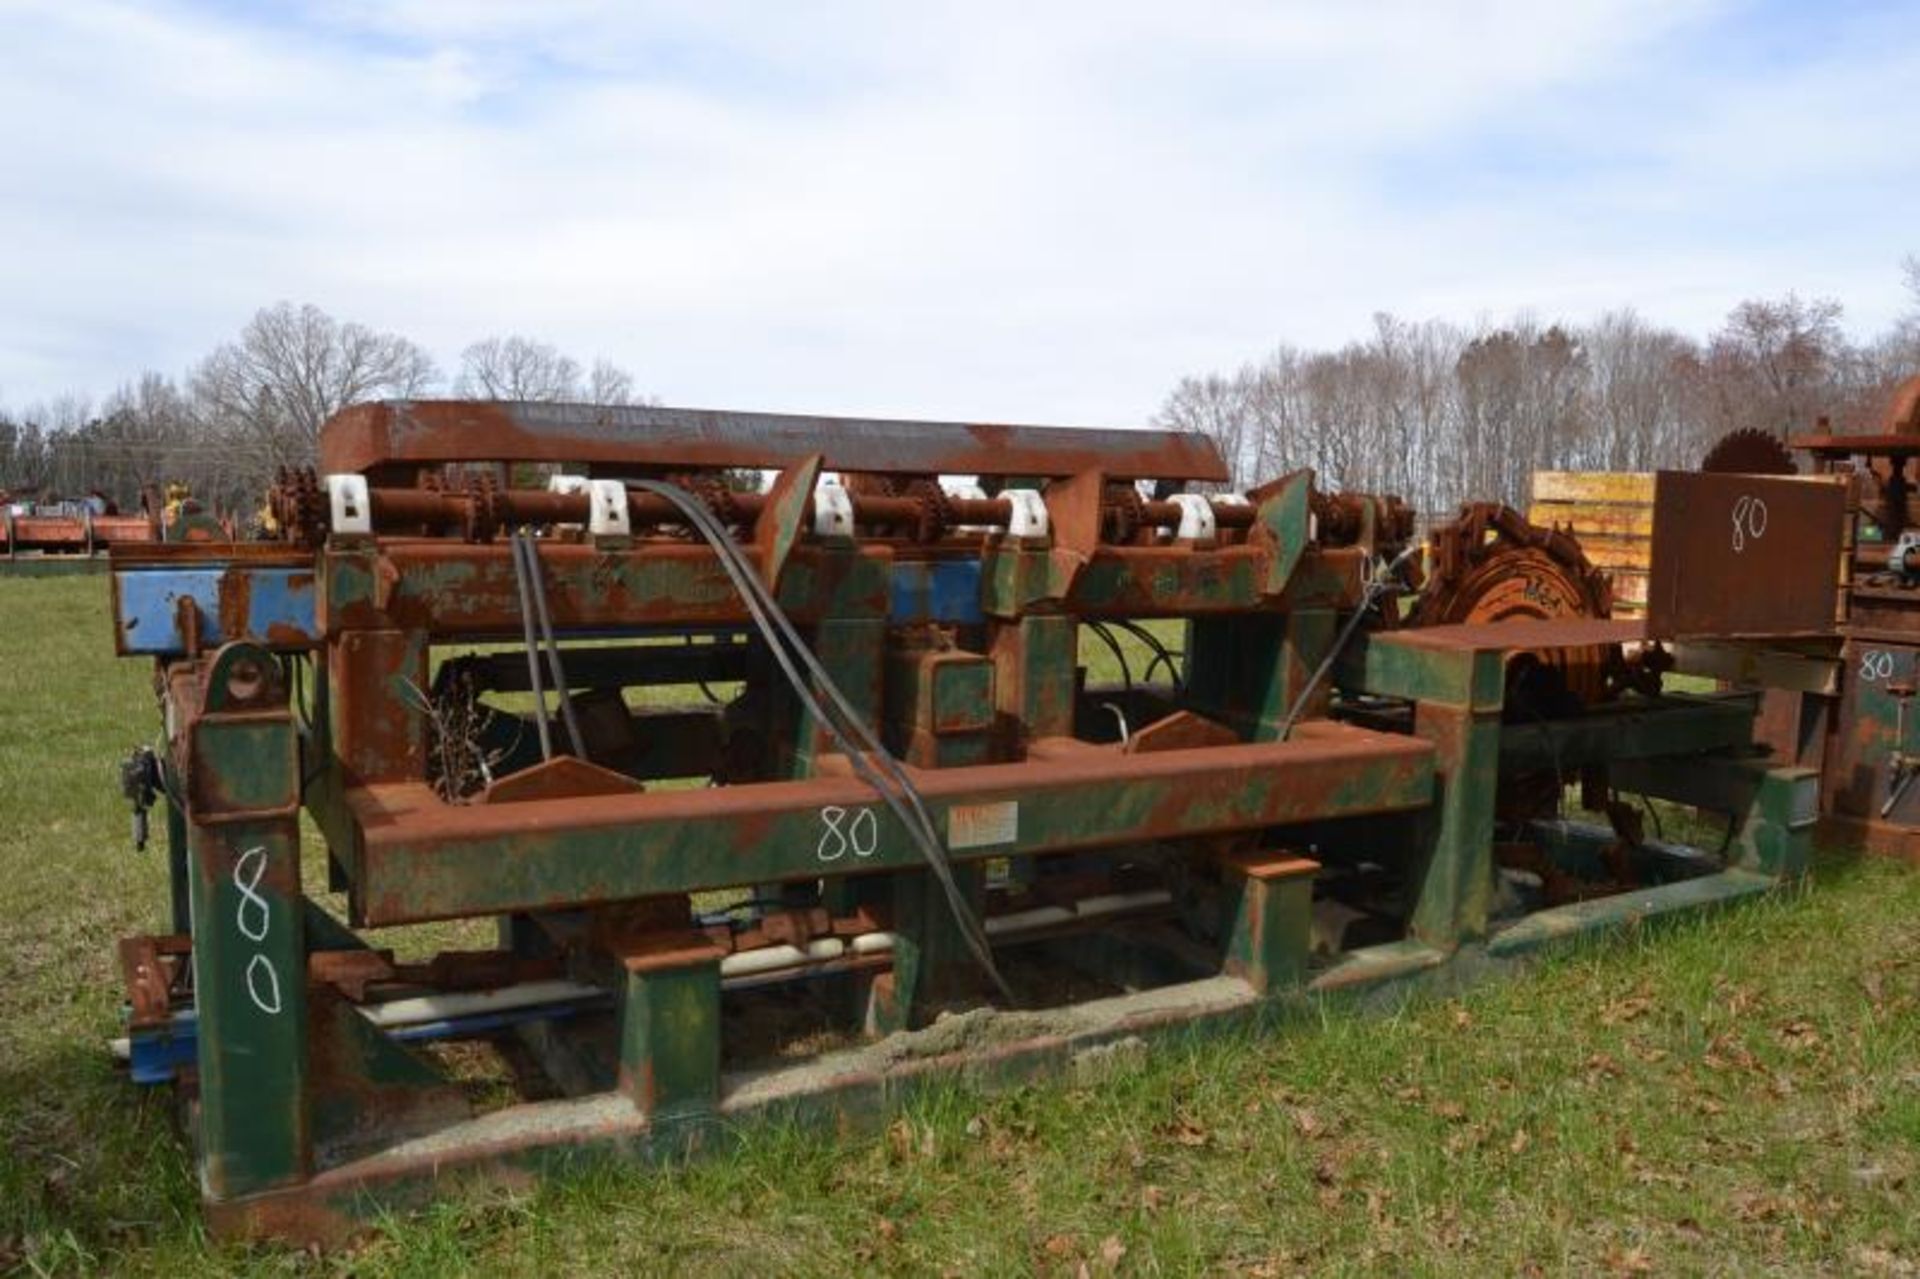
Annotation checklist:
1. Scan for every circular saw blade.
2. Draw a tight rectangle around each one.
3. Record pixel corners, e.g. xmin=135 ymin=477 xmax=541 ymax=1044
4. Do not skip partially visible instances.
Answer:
xmin=1700 ymin=427 xmax=1796 ymax=475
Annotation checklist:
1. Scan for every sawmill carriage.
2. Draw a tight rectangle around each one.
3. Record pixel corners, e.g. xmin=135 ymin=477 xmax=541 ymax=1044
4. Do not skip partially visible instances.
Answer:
xmin=104 ymin=399 xmax=1835 ymax=1240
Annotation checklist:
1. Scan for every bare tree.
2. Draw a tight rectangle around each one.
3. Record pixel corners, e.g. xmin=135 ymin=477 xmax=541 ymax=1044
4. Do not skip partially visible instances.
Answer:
xmin=88 ymin=373 xmax=198 ymax=508
xmin=1451 ymin=321 xmax=1587 ymax=508
xmin=1581 ymin=310 xmax=1699 ymax=472
xmin=1151 ymin=373 xmax=1255 ymax=489
xmin=1887 ymin=255 xmax=1920 ymax=378
xmin=457 ymin=337 xmax=646 ymax=407
xmin=191 ymin=302 xmax=438 ymax=471
xmin=1703 ymin=294 xmax=1846 ymax=437
xmin=456 ymin=336 xmax=582 ymax=401
xmin=586 ymin=358 xmax=641 ymax=406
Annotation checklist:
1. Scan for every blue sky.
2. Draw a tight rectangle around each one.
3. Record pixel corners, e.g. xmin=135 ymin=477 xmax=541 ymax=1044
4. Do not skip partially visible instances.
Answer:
xmin=0 ymin=0 xmax=1915 ymax=425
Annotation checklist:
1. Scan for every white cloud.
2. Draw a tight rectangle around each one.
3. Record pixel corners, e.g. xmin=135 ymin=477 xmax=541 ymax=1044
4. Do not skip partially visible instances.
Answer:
xmin=0 ymin=0 xmax=1913 ymax=423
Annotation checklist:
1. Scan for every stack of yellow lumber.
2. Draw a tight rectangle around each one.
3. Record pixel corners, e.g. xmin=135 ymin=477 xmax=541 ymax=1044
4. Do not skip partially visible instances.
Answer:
xmin=1527 ymin=470 xmax=1852 ymax=621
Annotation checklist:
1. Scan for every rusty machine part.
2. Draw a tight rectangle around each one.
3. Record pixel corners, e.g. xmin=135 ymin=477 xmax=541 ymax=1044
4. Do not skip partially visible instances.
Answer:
xmin=1779 ymin=374 xmax=1920 ymax=856
xmin=1405 ymin=501 xmax=1724 ymax=904
xmin=1865 ymin=379 xmax=1920 ymax=533
xmin=1413 ymin=501 xmax=1615 ymax=705
xmin=1 ymin=492 xmax=159 ymax=571
xmin=265 ymin=465 xmax=1278 ymax=551
xmin=1311 ymin=490 xmax=1418 ymax=557
xmin=1701 ymin=427 xmax=1797 ymax=477
xmin=97 ymin=398 xmax=1819 ymax=1243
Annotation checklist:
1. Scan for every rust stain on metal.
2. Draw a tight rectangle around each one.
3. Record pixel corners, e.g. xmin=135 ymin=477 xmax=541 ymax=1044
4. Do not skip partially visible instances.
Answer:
xmin=319 ymin=399 xmax=1231 ymax=483
xmin=1643 ymin=470 xmax=1844 ymax=640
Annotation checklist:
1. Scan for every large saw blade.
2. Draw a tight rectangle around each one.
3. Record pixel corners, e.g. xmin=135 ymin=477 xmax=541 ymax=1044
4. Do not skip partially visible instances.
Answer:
xmin=1700 ymin=427 xmax=1796 ymax=475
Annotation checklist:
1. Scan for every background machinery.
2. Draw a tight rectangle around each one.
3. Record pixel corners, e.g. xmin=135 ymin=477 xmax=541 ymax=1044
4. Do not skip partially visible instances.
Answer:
xmin=1759 ymin=374 xmax=1920 ymax=857
xmin=1 ymin=484 xmax=228 ymax=573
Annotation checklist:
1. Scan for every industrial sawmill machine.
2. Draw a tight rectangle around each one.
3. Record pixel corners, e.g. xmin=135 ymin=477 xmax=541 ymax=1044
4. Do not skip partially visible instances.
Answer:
xmin=1705 ymin=373 xmax=1920 ymax=859
xmin=104 ymin=399 xmax=1841 ymax=1240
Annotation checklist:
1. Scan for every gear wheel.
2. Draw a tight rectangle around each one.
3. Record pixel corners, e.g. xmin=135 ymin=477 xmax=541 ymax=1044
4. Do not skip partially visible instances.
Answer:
xmin=1105 ymin=483 xmax=1146 ymax=544
xmin=1413 ymin=503 xmax=1613 ymax=705
xmin=1413 ymin=502 xmax=1627 ymax=864
xmin=689 ymin=474 xmax=744 ymax=531
xmin=904 ymin=478 xmax=955 ymax=543
xmin=463 ymin=470 xmax=501 ymax=543
xmin=268 ymin=466 xmax=328 ymax=547
xmin=1701 ymin=428 xmax=1796 ymax=475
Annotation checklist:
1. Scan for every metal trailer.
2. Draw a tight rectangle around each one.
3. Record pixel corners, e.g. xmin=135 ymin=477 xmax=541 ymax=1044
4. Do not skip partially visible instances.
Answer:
xmin=103 ymin=400 xmax=1835 ymax=1242
xmin=1 ymin=487 xmax=228 ymax=574
xmin=1 ymin=499 xmax=156 ymax=574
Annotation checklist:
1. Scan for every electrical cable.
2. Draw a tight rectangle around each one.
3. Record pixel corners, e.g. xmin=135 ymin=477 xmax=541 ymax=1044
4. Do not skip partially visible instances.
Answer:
xmin=1087 ymin=622 xmax=1134 ymax=690
xmin=514 ymin=530 xmax=587 ymax=760
xmin=649 ymin=484 xmax=1012 ymax=1002
xmin=678 ymin=491 xmax=1014 ymax=1002
xmin=1109 ymin=619 xmax=1185 ymax=692
xmin=624 ymin=479 xmax=1014 ymax=1004
xmin=1276 ymin=542 xmax=1424 ymax=741
xmin=686 ymin=633 xmax=725 ymax=704
xmin=507 ymin=529 xmax=555 ymax=762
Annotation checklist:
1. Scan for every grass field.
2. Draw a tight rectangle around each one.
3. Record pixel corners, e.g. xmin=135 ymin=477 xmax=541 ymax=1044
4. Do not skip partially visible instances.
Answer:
xmin=4 ymin=573 xmax=1920 ymax=1275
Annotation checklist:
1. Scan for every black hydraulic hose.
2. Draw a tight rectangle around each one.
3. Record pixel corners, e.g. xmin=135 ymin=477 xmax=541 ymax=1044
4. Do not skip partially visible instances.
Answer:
xmin=515 ymin=530 xmax=587 ymax=760
xmin=1087 ymin=622 xmax=1134 ymax=690
xmin=667 ymin=492 xmax=1009 ymax=1000
xmin=507 ymin=529 xmax=555 ymax=762
xmin=1110 ymin=618 xmax=1184 ymax=691
xmin=1276 ymin=542 xmax=1423 ymax=742
xmin=639 ymin=482 xmax=1009 ymax=999
xmin=625 ymin=479 xmax=1015 ymax=1004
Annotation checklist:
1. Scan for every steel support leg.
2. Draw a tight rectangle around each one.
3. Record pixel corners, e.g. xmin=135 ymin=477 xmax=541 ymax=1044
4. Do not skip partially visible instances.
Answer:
xmin=1221 ymin=852 xmax=1320 ymax=993
xmin=864 ymin=864 xmax=988 ymax=1036
xmin=793 ymin=616 xmax=885 ymax=774
xmin=1408 ymin=701 xmax=1502 ymax=947
xmin=181 ymin=644 xmax=309 ymax=1198
xmin=616 ymin=935 xmax=725 ymax=1120
xmin=165 ymin=793 xmax=190 ymax=936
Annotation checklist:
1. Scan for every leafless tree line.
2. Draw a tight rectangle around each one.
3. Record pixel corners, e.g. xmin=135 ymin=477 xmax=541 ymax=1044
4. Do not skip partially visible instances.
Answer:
xmin=1156 ymin=266 xmax=1920 ymax=518
xmin=8 ymin=273 xmax=1920 ymax=522
xmin=0 ymin=302 xmax=647 ymax=515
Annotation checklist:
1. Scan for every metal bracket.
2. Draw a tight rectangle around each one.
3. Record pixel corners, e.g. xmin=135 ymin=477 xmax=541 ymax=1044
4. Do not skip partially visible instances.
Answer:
xmin=941 ymin=478 xmax=991 ymax=532
xmin=1171 ymin=493 xmax=1217 ymax=542
xmin=325 ymin=475 xmax=372 ymax=537
xmin=753 ymin=455 xmax=824 ymax=593
xmin=812 ymin=480 xmax=854 ymax=538
xmin=586 ymin=480 xmax=630 ymax=538
xmin=1246 ymin=469 xmax=1313 ymax=598
xmin=1003 ymin=489 xmax=1049 ymax=538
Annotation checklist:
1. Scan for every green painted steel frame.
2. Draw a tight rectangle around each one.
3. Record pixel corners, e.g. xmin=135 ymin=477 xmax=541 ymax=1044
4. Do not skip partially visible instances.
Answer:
xmin=132 ymin=466 xmax=1819 ymax=1242
xmin=342 ymin=725 xmax=1436 ymax=927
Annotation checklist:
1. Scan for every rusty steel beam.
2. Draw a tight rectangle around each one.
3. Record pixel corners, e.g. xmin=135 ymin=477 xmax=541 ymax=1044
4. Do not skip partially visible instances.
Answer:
xmin=319 ymin=400 xmax=1231 ymax=483
xmin=344 ymin=721 xmax=1435 ymax=925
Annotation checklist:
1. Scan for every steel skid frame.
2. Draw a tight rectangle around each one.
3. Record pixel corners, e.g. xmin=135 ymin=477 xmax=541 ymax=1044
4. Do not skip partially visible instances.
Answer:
xmin=105 ymin=402 xmax=1822 ymax=1242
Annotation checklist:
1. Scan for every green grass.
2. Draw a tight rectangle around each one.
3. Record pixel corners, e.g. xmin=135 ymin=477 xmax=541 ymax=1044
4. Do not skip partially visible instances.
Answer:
xmin=5 ymin=576 xmax=1920 ymax=1275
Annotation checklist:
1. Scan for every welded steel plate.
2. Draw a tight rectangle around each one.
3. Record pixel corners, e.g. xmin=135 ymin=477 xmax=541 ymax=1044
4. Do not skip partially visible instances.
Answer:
xmin=1643 ymin=470 xmax=1844 ymax=639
